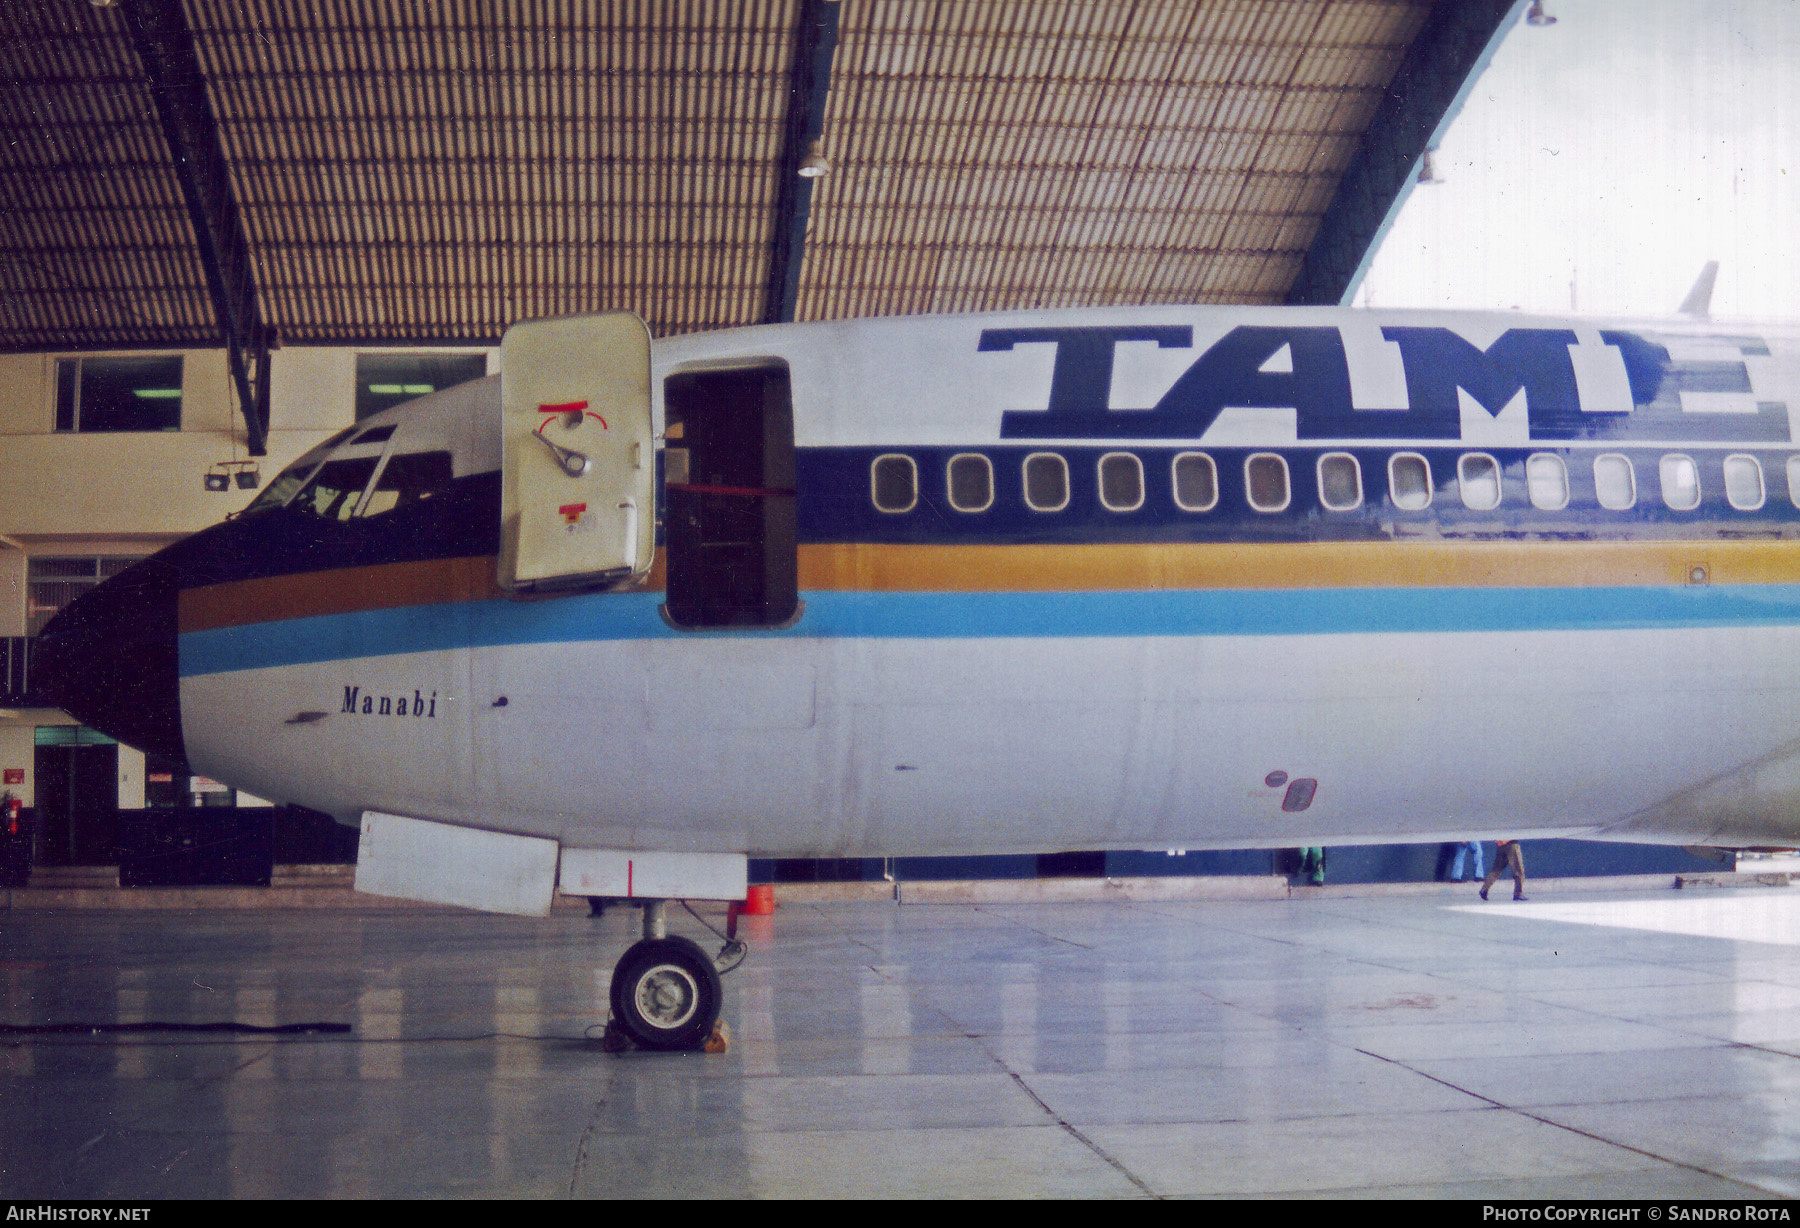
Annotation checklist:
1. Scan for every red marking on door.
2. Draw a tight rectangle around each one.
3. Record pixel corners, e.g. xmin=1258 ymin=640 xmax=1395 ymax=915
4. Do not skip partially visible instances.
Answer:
xmin=538 ymin=400 xmax=588 ymax=414
xmin=627 ymin=859 xmax=634 ymax=897
xmin=558 ymin=502 xmax=587 ymax=523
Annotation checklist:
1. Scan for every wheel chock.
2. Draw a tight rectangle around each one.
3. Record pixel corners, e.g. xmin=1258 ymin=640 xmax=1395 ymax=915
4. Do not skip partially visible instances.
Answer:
xmin=599 ymin=1014 xmax=730 ymax=1054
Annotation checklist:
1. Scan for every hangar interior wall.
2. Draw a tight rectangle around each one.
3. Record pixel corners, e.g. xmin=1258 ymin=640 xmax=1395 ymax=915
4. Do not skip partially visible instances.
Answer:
xmin=0 ymin=343 xmax=495 ymax=820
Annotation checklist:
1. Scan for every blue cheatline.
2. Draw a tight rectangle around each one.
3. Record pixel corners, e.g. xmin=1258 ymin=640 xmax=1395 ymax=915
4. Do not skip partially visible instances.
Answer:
xmin=176 ymin=583 xmax=1800 ymax=678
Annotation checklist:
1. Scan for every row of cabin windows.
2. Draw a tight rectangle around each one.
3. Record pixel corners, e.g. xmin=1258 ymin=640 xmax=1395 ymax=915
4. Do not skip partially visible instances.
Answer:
xmin=869 ymin=451 xmax=1800 ymax=516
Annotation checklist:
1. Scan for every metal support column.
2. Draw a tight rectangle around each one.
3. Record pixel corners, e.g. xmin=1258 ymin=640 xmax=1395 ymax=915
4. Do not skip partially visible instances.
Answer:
xmin=118 ymin=0 xmax=270 ymax=455
xmin=761 ymin=0 xmax=841 ymax=325
xmin=1285 ymin=0 xmax=1525 ymax=307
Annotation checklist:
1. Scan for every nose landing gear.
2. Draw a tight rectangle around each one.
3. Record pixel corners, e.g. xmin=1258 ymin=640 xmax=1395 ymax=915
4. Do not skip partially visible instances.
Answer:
xmin=604 ymin=899 xmax=741 ymax=1052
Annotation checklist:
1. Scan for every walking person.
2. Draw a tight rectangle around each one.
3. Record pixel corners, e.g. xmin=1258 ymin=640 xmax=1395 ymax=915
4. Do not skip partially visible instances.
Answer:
xmin=1480 ymin=839 xmax=1527 ymax=901
xmin=1450 ymin=840 xmax=1484 ymax=883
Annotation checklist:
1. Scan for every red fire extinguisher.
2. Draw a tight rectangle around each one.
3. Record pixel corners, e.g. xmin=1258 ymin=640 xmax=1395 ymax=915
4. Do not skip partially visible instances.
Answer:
xmin=3 ymin=794 xmax=19 ymax=837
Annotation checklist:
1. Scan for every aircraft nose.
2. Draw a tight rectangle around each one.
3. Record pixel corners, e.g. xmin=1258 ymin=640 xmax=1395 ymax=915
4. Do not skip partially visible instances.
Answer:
xmin=33 ymin=557 xmax=186 ymax=763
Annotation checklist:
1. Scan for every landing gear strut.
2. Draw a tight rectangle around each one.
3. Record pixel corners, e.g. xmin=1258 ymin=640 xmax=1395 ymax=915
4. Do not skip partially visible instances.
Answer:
xmin=607 ymin=900 xmax=724 ymax=1051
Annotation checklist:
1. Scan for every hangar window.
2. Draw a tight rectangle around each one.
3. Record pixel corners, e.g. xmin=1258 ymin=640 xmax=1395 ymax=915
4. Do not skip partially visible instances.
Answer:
xmin=55 ymin=355 xmax=182 ymax=433
xmin=1526 ymin=454 xmax=1569 ymax=510
xmin=1722 ymin=454 xmax=1764 ymax=511
xmin=871 ymin=454 xmax=917 ymax=513
xmin=26 ymin=556 xmax=146 ymax=636
xmin=1659 ymin=454 xmax=1701 ymax=511
xmin=360 ymin=451 xmax=455 ymax=518
xmin=946 ymin=454 xmax=993 ymax=513
xmin=1098 ymin=452 xmax=1144 ymax=511
xmin=1317 ymin=453 xmax=1361 ymax=511
xmin=1245 ymin=453 xmax=1290 ymax=512
xmin=1172 ymin=452 xmax=1217 ymax=511
xmin=1457 ymin=453 xmax=1502 ymax=511
xmin=1022 ymin=453 xmax=1068 ymax=512
xmin=1388 ymin=453 xmax=1432 ymax=511
xmin=1593 ymin=454 xmax=1636 ymax=510
xmin=355 ymin=352 xmax=487 ymax=421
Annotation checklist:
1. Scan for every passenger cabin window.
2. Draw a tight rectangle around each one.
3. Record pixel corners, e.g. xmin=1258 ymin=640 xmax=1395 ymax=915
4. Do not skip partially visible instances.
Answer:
xmin=1316 ymin=453 xmax=1361 ymax=511
xmin=1172 ymin=452 xmax=1217 ymax=511
xmin=1789 ymin=456 xmax=1800 ymax=510
xmin=55 ymin=355 xmax=182 ymax=432
xmin=291 ymin=457 xmax=381 ymax=521
xmin=1659 ymin=454 xmax=1701 ymax=511
xmin=1388 ymin=453 xmax=1432 ymax=510
xmin=871 ymin=454 xmax=917 ymax=513
xmin=1593 ymin=454 xmax=1636 ymax=510
xmin=1723 ymin=454 xmax=1764 ymax=511
xmin=947 ymin=454 xmax=993 ymax=512
xmin=1022 ymin=453 xmax=1069 ymax=512
xmin=1245 ymin=453 xmax=1290 ymax=512
xmin=1458 ymin=453 xmax=1502 ymax=511
xmin=1526 ymin=453 xmax=1569 ymax=510
xmin=360 ymin=451 xmax=455 ymax=517
xmin=1098 ymin=452 xmax=1144 ymax=511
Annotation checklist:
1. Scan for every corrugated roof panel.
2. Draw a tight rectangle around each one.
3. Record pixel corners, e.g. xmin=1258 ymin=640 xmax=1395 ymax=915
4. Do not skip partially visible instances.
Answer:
xmin=0 ymin=0 xmax=1448 ymax=349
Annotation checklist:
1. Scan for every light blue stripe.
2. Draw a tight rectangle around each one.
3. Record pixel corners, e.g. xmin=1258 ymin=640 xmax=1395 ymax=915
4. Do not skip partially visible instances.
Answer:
xmin=177 ymin=584 xmax=1800 ymax=678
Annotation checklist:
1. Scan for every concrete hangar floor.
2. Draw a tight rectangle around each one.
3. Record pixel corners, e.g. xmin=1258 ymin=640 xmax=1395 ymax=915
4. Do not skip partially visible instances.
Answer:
xmin=4 ymin=887 xmax=1800 ymax=1199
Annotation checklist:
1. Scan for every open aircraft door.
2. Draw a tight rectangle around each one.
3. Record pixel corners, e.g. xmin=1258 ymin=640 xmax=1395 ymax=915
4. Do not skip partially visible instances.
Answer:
xmin=499 ymin=311 xmax=655 ymax=593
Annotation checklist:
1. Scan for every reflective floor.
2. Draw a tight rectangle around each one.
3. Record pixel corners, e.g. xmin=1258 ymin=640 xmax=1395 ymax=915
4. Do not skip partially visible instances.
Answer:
xmin=5 ymin=890 xmax=1800 ymax=1198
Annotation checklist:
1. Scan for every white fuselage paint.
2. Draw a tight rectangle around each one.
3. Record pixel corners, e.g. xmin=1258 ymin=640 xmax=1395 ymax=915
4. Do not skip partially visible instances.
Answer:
xmin=181 ymin=621 xmax=1800 ymax=856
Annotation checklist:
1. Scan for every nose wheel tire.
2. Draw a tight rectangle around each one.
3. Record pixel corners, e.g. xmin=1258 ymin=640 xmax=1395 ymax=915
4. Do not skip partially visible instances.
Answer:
xmin=609 ymin=935 xmax=722 ymax=1051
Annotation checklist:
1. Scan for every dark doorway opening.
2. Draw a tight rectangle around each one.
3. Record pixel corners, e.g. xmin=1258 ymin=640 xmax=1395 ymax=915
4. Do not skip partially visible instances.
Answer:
xmin=33 ymin=738 xmax=118 ymax=866
xmin=662 ymin=365 xmax=798 ymax=628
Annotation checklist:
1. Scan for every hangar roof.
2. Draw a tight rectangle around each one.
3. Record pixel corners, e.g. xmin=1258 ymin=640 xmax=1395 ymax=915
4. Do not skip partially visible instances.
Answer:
xmin=0 ymin=0 xmax=1520 ymax=353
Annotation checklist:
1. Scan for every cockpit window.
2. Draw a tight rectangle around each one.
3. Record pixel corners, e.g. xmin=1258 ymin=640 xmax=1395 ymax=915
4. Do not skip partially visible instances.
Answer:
xmin=239 ymin=426 xmax=358 ymax=517
xmin=359 ymin=451 xmax=455 ymax=518
xmin=291 ymin=457 xmax=382 ymax=521
xmin=241 ymin=467 xmax=313 ymax=516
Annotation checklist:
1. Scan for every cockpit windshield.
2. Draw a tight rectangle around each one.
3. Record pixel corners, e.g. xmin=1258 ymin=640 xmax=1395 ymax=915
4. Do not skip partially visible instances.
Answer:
xmin=291 ymin=457 xmax=383 ymax=521
xmin=235 ymin=423 xmax=457 ymax=522
xmin=238 ymin=426 xmax=357 ymax=518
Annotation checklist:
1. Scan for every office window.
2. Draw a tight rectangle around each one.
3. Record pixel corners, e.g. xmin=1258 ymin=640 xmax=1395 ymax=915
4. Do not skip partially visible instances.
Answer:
xmin=1172 ymin=452 xmax=1217 ymax=511
xmin=1526 ymin=454 xmax=1570 ymax=510
xmin=1388 ymin=453 xmax=1432 ymax=511
xmin=1316 ymin=453 xmax=1362 ymax=511
xmin=1245 ymin=453 xmax=1290 ymax=512
xmin=356 ymin=353 xmax=487 ymax=420
xmin=1593 ymin=453 xmax=1636 ymax=510
xmin=1458 ymin=453 xmax=1502 ymax=511
xmin=1098 ymin=453 xmax=1144 ymax=511
xmin=871 ymin=454 xmax=917 ymax=513
xmin=55 ymin=356 xmax=182 ymax=432
xmin=1022 ymin=453 xmax=1069 ymax=512
xmin=27 ymin=556 xmax=146 ymax=636
xmin=1722 ymin=454 xmax=1764 ymax=511
xmin=946 ymin=454 xmax=993 ymax=512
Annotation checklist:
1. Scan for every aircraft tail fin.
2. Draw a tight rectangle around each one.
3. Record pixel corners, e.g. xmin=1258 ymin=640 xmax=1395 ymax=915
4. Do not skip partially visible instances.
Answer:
xmin=1678 ymin=260 xmax=1719 ymax=320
